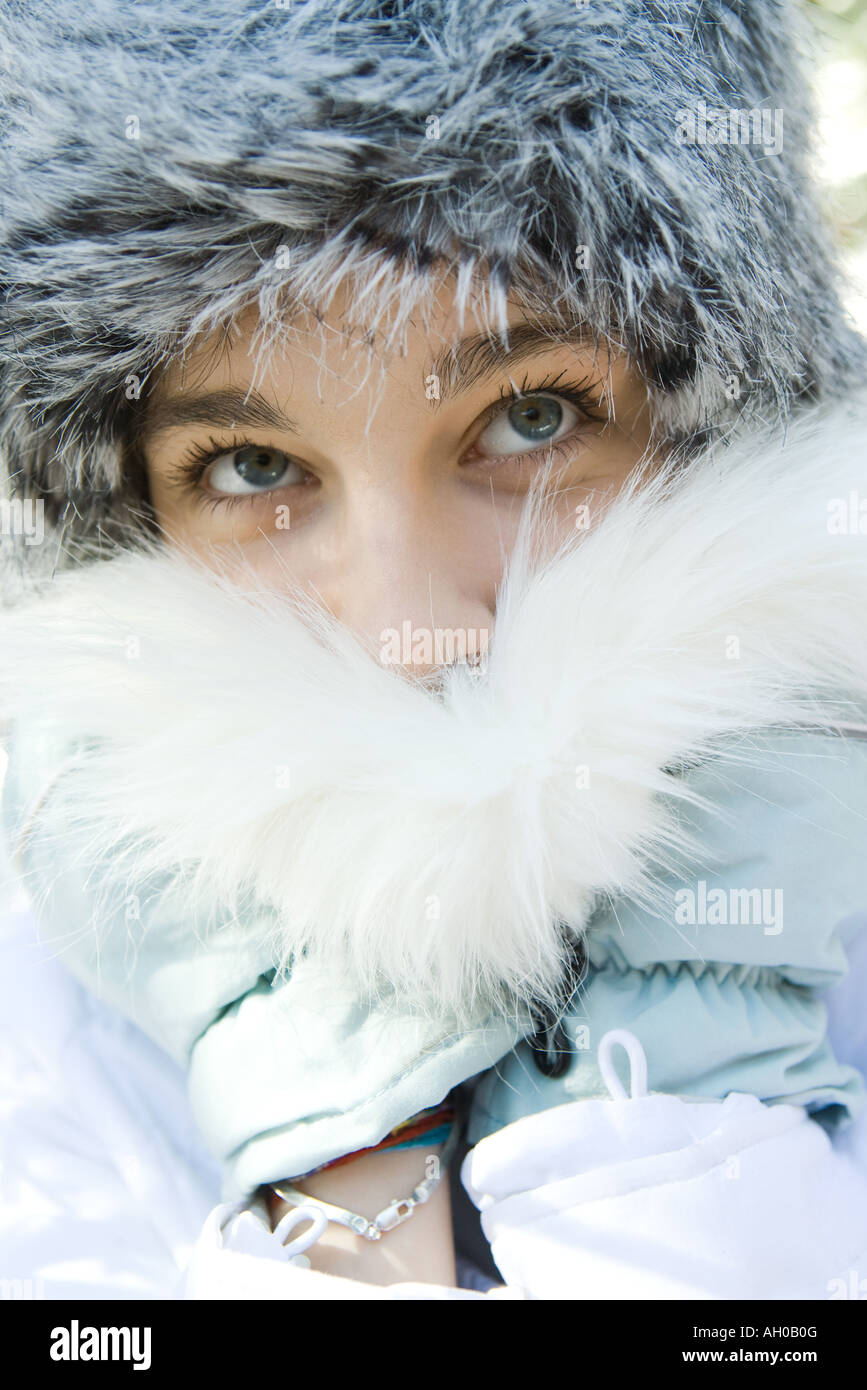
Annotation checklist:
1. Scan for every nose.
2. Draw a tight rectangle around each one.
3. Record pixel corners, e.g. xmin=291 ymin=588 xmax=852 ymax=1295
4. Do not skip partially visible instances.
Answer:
xmin=314 ymin=484 xmax=496 ymax=679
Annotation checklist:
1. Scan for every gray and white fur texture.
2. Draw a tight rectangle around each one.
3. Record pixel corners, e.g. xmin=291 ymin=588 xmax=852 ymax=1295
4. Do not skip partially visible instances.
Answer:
xmin=1 ymin=0 xmax=866 ymax=597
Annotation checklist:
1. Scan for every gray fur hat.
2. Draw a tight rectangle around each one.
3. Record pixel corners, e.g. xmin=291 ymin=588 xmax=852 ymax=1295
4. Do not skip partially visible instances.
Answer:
xmin=1 ymin=0 xmax=865 ymax=588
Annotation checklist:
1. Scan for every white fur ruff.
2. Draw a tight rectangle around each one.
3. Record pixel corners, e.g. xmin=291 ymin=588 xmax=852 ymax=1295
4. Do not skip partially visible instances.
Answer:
xmin=3 ymin=397 xmax=867 ymax=1025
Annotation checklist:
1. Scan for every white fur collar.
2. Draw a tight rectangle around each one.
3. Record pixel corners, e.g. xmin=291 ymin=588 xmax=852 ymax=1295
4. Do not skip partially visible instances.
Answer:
xmin=3 ymin=397 xmax=867 ymax=1025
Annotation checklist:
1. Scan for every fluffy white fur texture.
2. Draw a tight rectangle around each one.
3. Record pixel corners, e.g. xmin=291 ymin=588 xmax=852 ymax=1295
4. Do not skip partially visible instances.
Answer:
xmin=3 ymin=396 xmax=867 ymax=1026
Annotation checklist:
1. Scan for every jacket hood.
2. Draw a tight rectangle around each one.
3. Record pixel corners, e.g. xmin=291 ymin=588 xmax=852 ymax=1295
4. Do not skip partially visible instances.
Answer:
xmin=1 ymin=0 xmax=866 ymax=592
xmin=2 ymin=392 xmax=867 ymax=1029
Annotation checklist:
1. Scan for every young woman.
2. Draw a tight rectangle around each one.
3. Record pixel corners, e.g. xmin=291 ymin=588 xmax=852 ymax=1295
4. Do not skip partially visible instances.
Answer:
xmin=2 ymin=0 xmax=867 ymax=1298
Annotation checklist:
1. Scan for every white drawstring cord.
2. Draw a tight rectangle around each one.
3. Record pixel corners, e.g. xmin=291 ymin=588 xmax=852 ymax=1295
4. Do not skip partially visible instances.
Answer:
xmin=272 ymin=1203 xmax=329 ymax=1267
xmin=597 ymin=1028 xmax=649 ymax=1100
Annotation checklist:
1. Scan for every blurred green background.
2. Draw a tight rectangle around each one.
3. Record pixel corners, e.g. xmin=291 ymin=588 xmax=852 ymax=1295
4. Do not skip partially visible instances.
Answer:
xmin=809 ymin=0 xmax=867 ymax=325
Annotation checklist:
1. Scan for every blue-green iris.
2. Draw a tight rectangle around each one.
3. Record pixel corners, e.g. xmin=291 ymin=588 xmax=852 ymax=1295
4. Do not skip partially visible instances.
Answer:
xmin=231 ymin=445 xmax=289 ymax=487
xmin=508 ymin=396 xmax=563 ymax=441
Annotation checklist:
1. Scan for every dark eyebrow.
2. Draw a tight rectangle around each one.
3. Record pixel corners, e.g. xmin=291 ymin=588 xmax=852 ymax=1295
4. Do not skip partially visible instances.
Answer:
xmin=142 ymin=387 xmax=300 ymax=440
xmin=428 ymin=321 xmax=595 ymax=402
xmin=141 ymin=323 xmax=594 ymax=439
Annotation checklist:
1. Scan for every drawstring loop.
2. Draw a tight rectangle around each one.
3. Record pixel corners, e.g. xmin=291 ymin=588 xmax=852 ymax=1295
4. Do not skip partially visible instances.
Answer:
xmin=272 ymin=1203 xmax=329 ymax=1266
xmin=597 ymin=1028 xmax=649 ymax=1100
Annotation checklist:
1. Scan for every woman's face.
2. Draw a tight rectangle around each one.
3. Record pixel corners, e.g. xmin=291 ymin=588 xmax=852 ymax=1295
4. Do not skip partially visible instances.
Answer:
xmin=143 ymin=279 xmax=655 ymax=672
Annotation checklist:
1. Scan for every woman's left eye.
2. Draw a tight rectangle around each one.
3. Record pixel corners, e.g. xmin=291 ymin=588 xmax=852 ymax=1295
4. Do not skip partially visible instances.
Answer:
xmin=204 ymin=444 xmax=307 ymax=495
xmin=475 ymin=393 xmax=580 ymax=458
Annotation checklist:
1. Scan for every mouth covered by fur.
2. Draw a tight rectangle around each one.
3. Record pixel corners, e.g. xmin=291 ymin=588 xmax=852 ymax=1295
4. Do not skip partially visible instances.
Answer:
xmin=2 ymin=395 xmax=867 ymax=1027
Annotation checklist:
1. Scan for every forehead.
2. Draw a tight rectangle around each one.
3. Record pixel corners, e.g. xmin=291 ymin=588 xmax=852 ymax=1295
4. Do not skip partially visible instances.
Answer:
xmin=150 ymin=275 xmax=605 ymax=403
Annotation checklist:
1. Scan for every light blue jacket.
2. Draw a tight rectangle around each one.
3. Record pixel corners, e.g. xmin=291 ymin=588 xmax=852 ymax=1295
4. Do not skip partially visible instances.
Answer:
xmin=466 ymin=727 xmax=867 ymax=1147
xmin=3 ymin=722 xmax=866 ymax=1201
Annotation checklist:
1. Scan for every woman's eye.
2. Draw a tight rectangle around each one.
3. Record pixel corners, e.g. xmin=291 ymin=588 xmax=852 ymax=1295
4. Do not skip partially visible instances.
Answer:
xmin=475 ymin=394 xmax=580 ymax=458
xmin=204 ymin=444 xmax=307 ymax=495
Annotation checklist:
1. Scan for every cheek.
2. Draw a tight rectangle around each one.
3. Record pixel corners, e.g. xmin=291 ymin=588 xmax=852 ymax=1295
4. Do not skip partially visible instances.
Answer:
xmin=150 ymin=486 xmax=520 ymax=615
xmin=148 ymin=472 xmax=296 ymax=547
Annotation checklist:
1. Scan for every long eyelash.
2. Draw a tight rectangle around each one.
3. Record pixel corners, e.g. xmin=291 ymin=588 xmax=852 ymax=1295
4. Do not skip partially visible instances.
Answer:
xmin=470 ymin=370 xmax=607 ymax=470
xmin=493 ymin=370 xmax=607 ymax=425
xmin=163 ymin=434 xmax=303 ymax=513
xmin=165 ymin=434 xmax=249 ymax=491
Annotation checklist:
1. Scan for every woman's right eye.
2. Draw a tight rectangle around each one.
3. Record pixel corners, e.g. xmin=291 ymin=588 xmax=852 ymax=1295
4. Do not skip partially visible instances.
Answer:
xmin=204 ymin=444 xmax=308 ymax=495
